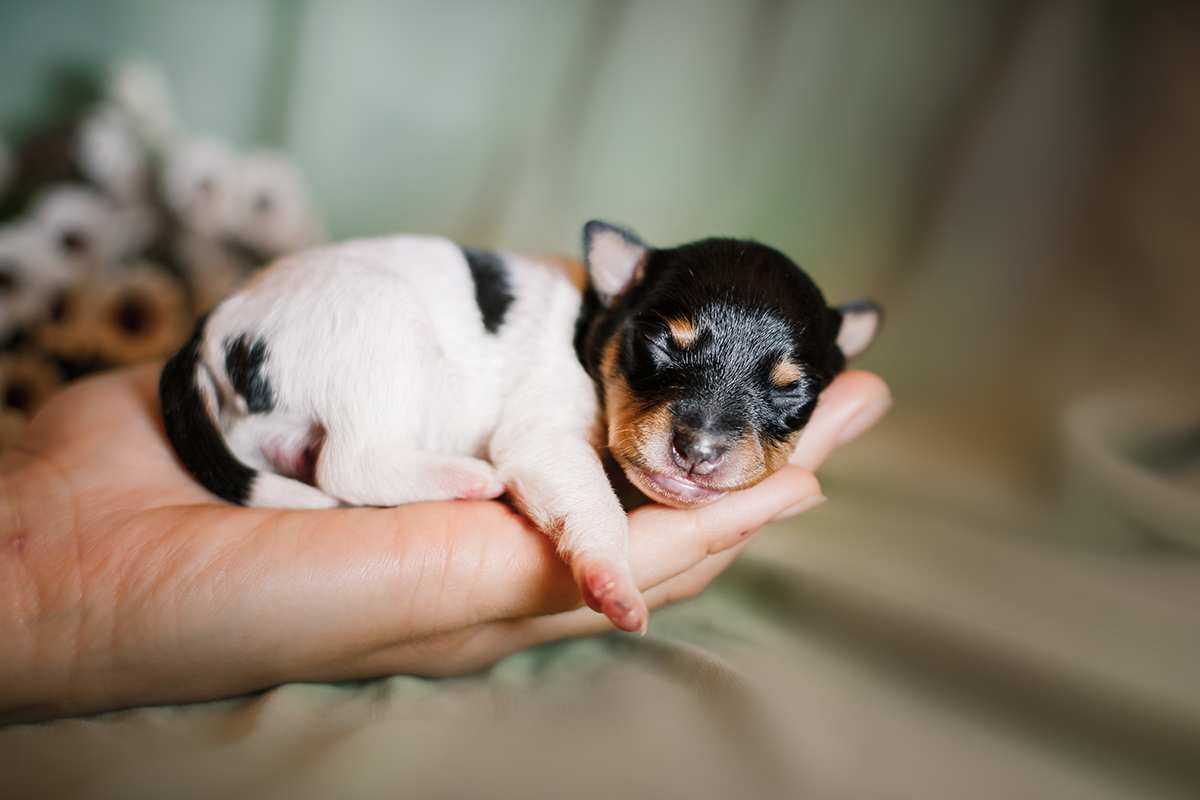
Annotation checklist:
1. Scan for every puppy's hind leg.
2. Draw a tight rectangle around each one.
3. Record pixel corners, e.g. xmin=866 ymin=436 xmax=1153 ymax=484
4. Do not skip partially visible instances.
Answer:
xmin=315 ymin=432 xmax=505 ymax=507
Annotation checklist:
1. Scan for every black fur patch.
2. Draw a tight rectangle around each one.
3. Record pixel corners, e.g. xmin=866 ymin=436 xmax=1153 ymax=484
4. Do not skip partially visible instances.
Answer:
xmin=462 ymin=247 xmax=513 ymax=334
xmin=160 ymin=318 xmax=255 ymax=505
xmin=224 ymin=334 xmax=275 ymax=413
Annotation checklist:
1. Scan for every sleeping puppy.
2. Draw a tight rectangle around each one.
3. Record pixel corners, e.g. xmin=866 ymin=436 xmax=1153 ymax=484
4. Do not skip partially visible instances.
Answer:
xmin=160 ymin=222 xmax=880 ymax=633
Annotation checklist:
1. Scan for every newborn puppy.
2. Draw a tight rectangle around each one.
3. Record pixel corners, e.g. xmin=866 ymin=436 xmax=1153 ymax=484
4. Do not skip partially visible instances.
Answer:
xmin=576 ymin=223 xmax=880 ymax=508
xmin=160 ymin=222 xmax=880 ymax=632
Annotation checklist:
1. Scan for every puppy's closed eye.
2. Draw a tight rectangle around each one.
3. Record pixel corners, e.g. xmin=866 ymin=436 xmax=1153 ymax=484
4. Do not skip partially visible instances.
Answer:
xmin=637 ymin=327 xmax=676 ymax=370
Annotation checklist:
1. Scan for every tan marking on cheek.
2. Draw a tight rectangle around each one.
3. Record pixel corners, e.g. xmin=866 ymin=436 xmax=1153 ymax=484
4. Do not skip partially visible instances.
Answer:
xmin=770 ymin=358 xmax=804 ymax=388
xmin=763 ymin=430 xmax=803 ymax=473
xmin=664 ymin=316 xmax=697 ymax=349
xmin=601 ymin=337 xmax=672 ymax=469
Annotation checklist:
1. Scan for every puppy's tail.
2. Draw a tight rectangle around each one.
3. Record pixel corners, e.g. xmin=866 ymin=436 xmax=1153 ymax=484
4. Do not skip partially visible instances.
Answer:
xmin=160 ymin=321 xmax=338 ymax=510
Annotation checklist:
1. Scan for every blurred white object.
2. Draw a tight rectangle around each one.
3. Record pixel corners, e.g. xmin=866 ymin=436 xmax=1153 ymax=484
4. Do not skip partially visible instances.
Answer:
xmin=75 ymin=104 xmax=150 ymax=203
xmin=223 ymin=149 xmax=324 ymax=257
xmin=0 ymin=223 xmax=76 ymax=343
xmin=107 ymin=58 xmax=176 ymax=149
xmin=29 ymin=184 xmax=154 ymax=275
xmin=160 ymin=135 xmax=236 ymax=237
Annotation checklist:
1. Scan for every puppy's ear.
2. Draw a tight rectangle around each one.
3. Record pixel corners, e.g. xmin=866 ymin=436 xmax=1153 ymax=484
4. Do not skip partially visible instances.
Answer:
xmin=831 ymin=300 xmax=882 ymax=359
xmin=583 ymin=220 xmax=648 ymax=305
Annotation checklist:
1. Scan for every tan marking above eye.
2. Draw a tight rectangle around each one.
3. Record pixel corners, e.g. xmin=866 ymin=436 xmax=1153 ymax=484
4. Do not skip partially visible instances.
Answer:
xmin=665 ymin=316 xmax=697 ymax=348
xmin=770 ymin=359 xmax=804 ymax=388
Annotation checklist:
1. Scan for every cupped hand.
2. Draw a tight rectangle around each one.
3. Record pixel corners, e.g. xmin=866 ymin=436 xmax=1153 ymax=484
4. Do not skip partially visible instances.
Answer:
xmin=0 ymin=362 xmax=889 ymax=721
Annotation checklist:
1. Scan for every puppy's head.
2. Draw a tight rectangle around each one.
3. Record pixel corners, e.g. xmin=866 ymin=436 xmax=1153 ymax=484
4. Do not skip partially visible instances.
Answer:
xmin=579 ymin=221 xmax=881 ymax=508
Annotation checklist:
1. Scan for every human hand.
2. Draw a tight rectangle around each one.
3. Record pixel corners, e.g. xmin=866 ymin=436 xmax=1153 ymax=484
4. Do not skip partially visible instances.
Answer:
xmin=0 ymin=362 xmax=889 ymax=721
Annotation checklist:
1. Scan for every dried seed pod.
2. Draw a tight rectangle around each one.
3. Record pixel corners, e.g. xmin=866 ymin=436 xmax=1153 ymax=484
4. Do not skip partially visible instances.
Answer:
xmin=35 ymin=281 xmax=100 ymax=362
xmin=92 ymin=264 xmax=190 ymax=364
xmin=0 ymin=351 xmax=63 ymax=418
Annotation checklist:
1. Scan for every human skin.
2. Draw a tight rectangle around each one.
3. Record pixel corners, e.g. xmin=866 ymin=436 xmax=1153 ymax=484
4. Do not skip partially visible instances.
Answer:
xmin=0 ymin=363 xmax=890 ymax=722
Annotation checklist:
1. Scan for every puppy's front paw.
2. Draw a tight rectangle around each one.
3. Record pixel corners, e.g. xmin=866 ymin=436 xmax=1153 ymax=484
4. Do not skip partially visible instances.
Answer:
xmin=436 ymin=457 xmax=505 ymax=501
xmin=576 ymin=559 xmax=647 ymax=634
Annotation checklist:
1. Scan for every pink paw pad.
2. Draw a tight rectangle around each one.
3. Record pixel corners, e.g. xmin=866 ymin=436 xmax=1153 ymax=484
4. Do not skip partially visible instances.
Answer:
xmin=439 ymin=462 xmax=505 ymax=500
xmin=456 ymin=478 xmax=505 ymax=501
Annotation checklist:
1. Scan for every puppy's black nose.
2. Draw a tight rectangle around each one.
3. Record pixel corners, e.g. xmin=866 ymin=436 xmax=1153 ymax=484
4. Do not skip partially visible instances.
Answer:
xmin=671 ymin=428 xmax=727 ymax=476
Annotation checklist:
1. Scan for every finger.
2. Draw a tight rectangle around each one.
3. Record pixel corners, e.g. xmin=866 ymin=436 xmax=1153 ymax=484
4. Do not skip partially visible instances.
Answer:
xmin=625 ymin=465 xmax=820 ymax=592
xmin=790 ymin=370 xmax=891 ymax=470
xmin=403 ymin=468 xmax=817 ymax=636
xmin=283 ymin=535 xmax=759 ymax=680
xmin=639 ymin=539 xmax=746 ymax=611
xmin=474 ymin=540 xmax=753 ymax=657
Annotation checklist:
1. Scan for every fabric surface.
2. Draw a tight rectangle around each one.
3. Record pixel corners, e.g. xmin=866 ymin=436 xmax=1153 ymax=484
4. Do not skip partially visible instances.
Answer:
xmin=3 ymin=1 xmax=1200 ymax=798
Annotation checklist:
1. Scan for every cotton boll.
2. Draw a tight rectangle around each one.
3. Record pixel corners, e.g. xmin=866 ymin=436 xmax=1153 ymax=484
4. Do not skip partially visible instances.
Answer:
xmin=160 ymin=136 xmax=236 ymax=237
xmin=223 ymin=149 xmax=323 ymax=258
xmin=28 ymin=183 xmax=153 ymax=275
xmin=107 ymin=58 xmax=175 ymax=149
xmin=0 ymin=223 xmax=76 ymax=344
xmin=75 ymin=104 xmax=150 ymax=203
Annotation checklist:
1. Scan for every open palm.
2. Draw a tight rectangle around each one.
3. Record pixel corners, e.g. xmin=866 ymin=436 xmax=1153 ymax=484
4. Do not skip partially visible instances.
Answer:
xmin=0 ymin=362 xmax=888 ymax=721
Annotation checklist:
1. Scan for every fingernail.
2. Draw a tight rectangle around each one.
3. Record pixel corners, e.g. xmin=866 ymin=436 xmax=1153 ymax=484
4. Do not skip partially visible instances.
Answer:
xmin=772 ymin=494 xmax=827 ymax=522
xmin=836 ymin=393 xmax=892 ymax=445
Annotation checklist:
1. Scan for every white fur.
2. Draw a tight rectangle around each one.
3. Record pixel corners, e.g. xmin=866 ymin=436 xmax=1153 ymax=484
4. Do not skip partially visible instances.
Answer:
xmin=199 ymin=235 xmax=628 ymax=567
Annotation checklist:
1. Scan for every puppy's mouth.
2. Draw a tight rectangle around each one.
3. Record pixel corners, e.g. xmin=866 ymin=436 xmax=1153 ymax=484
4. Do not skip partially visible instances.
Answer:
xmin=622 ymin=461 xmax=727 ymax=508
